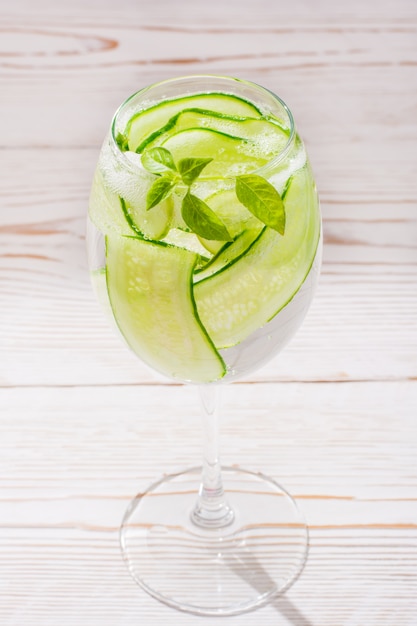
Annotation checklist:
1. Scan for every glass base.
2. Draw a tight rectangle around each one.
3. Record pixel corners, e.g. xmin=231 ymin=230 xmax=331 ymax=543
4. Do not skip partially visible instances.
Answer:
xmin=120 ymin=467 xmax=308 ymax=617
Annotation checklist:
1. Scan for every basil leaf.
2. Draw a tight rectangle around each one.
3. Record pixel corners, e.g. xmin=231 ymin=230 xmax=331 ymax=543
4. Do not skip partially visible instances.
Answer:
xmin=235 ymin=174 xmax=285 ymax=235
xmin=181 ymin=192 xmax=232 ymax=241
xmin=142 ymin=147 xmax=177 ymax=174
xmin=178 ymin=157 xmax=213 ymax=185
xmin=146 ymin=175 xmax=176 ymax=210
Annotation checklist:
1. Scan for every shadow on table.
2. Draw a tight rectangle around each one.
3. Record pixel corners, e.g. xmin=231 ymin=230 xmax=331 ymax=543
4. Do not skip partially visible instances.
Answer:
xmin=227 ymin=549 xmax=314 ymax=626
xmin=271 ymin=596 xmax=314 ymax=626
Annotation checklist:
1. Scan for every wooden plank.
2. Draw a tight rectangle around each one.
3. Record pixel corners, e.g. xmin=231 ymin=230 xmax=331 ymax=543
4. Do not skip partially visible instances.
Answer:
xmin=0 ymin=5 xmax=416 ymax=155
xmin=3 ymin=0 xmax=417 ymax=25
xmin=0 ymin=382 xmax=416 ymax=624
xmin=1 ymin=527 xmax=416 ymax=625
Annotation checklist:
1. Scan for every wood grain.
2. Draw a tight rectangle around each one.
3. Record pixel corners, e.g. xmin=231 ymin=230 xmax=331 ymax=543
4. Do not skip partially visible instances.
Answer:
xmin=0 ymin=383 xmax=416 ymax=625
xmin=0 ymin=0 xmax=416 ymax=624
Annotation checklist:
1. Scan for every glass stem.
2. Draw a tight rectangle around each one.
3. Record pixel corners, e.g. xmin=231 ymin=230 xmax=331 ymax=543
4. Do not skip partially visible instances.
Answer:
xmin=191 ymin=385 xmax=234 ymax=529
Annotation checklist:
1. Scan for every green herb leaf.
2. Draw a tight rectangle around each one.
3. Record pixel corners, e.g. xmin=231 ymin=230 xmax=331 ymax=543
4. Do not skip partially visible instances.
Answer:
xmin=142 ymin=147 xmax=177 ymax=175
xmin=178 ymin=157 xmax=213 ymax=185
xmin=115 ymin=132 xmax=129 ymax=152
xmin=181 ymin=191 xmax=232 ymax=241
xmin=235 ymin=174 xmax=285 ymax=235
xmin=146 ymin=175 xmax=176 ymax=210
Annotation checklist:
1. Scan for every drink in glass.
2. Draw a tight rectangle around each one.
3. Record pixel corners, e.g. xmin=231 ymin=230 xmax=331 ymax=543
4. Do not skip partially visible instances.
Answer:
xmin=87 ymin=75 xmax=321 ymax=616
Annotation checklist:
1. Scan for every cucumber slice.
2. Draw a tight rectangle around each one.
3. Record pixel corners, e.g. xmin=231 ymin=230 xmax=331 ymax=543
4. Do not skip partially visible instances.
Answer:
xmin=126 ymin=93 xmax=263 ymax=151
xmin=194 ymin=167 xmax=321 ymax=348
xmin=122 ymin=197 xmax=172 ymax=241
xmin=194 ymin=227 xmax=263 ymax=283
xmin=162 ymin=227 xmax=211 ymax=260
xmin=137 ymin=107 xmax=253 ymax=152
xmin=141 ymin=109 xmax=289 ymax=155
xmin=89 ymin=166 xmax=172 ymax=240
xmin=105 ymin=235 xmax=226 ymax=382
xmin=197 ymin=237 xmax=224 ymax=255
xmin=162 ymin=128 xmax=267 ymax=178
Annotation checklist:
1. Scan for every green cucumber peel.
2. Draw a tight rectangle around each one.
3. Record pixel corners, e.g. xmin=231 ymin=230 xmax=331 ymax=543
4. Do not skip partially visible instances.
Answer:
xmin=135 ymin=107 xmax=254 ymax=153
xmin=125 ymin=92 xmax=264 ymax=149
xmin=119 ymin=197 xmax=144 ymax=237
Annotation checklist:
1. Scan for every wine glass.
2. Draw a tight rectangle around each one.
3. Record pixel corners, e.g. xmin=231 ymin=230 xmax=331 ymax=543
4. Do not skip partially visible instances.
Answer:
xmin=87 ymin=75 xmax=322 ymax=616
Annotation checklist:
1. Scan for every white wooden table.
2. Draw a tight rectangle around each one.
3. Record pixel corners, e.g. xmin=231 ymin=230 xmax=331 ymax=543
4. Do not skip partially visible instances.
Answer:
xmin=1 ymin=1 xmax=416 ymax=624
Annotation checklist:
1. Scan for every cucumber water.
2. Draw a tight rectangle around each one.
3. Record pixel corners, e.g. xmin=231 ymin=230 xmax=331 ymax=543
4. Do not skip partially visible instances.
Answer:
xmin=88 ymin=77 xmax=321 ymax=383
